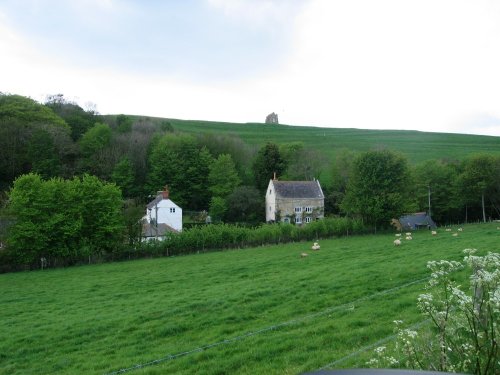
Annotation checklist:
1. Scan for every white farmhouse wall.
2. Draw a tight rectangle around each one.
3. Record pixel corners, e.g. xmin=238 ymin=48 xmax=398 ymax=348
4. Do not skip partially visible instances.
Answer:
xmin=147 ymin=198 xmax=183 ymax=232
xmin=265 ymin=180 xmax=276 ymax=222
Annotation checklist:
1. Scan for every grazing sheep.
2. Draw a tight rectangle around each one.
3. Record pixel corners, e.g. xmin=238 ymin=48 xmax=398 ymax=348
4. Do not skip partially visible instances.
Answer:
xmin=431 ymin=231 xmax=437 ymax=236
xmin=405 ymin=236 xmax=412 ymax=240
xmin=394 ymin=239 xmax=402 ymax=246
xmin=457 ymin=228 xmax=463 ymax=232
xmin=405 ymin=232 xmax=412 ymax=236
xmin=452 ymin=233 xmax=458 ymax=237
xmin=300 ymin=252 xmax=309 ymax=258
xmin=445 ymin=228 xmax=452 ymax=232
xmin=395 ymin=233 xmax=402 ymax=237
xmin=311 ymin=242 xmax=320 ymax=250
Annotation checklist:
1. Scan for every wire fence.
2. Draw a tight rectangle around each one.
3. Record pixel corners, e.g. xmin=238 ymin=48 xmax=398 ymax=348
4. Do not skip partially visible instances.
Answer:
xmin=104 ymin=277 xmax=429 ymax=375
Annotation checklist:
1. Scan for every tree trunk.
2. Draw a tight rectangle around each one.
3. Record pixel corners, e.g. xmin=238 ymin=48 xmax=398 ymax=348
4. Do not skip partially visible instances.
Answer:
xmin=482 ymin=193 xmax=486 ymax=223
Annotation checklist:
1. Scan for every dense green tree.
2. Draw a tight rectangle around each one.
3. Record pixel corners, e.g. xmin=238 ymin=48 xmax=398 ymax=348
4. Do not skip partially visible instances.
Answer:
xmin=78 ymin=122 xmax=112 ymax=177
xmin=115 ymin=114 xmax=133 ymax=133
xmin=27 ymin=129 xmax=61 ymax=179
xmin=209 ymin=196 xmax=227 ymax=222
xmin=147 ymin=134 xmax=213 ymax=210
xmin=44 ymin=94 xmax=98 ymax=141
xmin=325 ymin=149 xmax=358 ymax=215
xmin=341 ymin=150 xmax=413 ymax=229
xmin=111 ymin=157 xmax=135 ymax=198
xmin=6 ymin=173 xmax=124 ymax=266
xmin=252 ymin=142 xmax=287 ymax=191
xmin=197 ymin=133 xmax=255 ymax=184
xmin=280 ymin=142 xmax=325 ymax=181
xmin=1 ymin=94 xmax=69 ymax=128
xmin=412 ymin=160 xmax=461 ymax=224
xmin=458 ymin=154 xmax=500 ymax=222
xmin=208 ymin=154 xmax=241 ymax=198
xmin=225 ymin=186 xmax=264 ymax=223
xmin=0 ymin=94 xmax=72 ymax=186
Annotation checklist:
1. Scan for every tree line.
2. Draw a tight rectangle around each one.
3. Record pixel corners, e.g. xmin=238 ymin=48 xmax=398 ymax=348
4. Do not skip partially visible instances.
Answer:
xmin=1 ymin=93 xmax=500 ymax=270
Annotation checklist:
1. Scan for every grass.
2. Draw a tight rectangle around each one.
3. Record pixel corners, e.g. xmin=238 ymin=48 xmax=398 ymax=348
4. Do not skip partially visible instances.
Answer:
xmin=163 ymin=118 xmax=500 ymax=165
xmin=1 ymin=223 xmax=499 ymax=374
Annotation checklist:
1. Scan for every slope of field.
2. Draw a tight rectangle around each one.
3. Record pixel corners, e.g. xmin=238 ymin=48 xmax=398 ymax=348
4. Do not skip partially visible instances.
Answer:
xmin=1 ymin=223 xmax=499 ymax=374
xmin=164 ymin=118 xmax=500 ymax=164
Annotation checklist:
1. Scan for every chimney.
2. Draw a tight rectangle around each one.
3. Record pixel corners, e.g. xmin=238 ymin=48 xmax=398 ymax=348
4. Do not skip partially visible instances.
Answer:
xmin=162 ymin=185 xmax=169 ymax=199
xmin=273 ymin=172 xmax=277 ymax=181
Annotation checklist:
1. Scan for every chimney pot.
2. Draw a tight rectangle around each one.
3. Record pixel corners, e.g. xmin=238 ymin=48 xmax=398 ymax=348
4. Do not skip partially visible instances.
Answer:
xmin=162 ymin=185 xmax=169 ymax=199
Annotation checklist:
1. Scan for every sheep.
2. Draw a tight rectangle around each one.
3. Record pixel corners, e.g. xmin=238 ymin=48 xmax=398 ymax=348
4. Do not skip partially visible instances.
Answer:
xmin=405 ymin=232 xmax=412 ymax=236
xmin=311 ymin=242 xmax=320 ymax=250
xmin=395 ymin=233 xmax=402 ymax=237
xmin=405 ymin=236 xmax=412 ymax=240
xmin=300 ymin=252 xmax=309 ymax=258
xmin=445 ymin=228 xmax=452 ymax=232
xmin=394 ymin=239 xmax=402 ymax=246
xmin=431 ymin=231 xmax=437 ymax=236
xmin=452 ymin=233 xmax=458 ymax=237
xmin=457 ymin=228 xmax=463 ymax=232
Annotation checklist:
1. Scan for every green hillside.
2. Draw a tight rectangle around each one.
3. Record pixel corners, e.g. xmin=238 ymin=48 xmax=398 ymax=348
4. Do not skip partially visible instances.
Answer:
xmin=1 ymin=223 xmax=498 ymax=374
xmin=158 ymin=118 xmax=500 ymax=164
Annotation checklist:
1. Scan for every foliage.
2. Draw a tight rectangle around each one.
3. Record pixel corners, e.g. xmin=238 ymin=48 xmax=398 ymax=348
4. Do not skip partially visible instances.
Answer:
xmin=6 ymin=173 xmax=124 ymax=267
xmin=208 ymin=154 xmax=241 ymax=198
xmin=368 ymin=249 xmax=500 ymax=374
xmin=111 ymin=157 xmax=135 ymax=198
xmin=78 ymin=122 xmax=113 ymax=178
xmin=458 ymin=154 xmax=500 ymax=223
xmin=252 ymin=142 xmax=287 ymax=191
xmin=115 ymin=114 xmax=133 ymax=133
xmin=147 ymin=133 xmax=212 ymax=210
xmin=341 ymin=150 xmax=414 ymax=229
xmin=225 ymin=186 xmax=264 ymax=224
xmin=209 ymin=196 xmax=227 ymax=222
xmin=44 ymin=94 xmax=99 ymax=141
xmin=0 ymin=94 xmax=73 ymax=186
xmin=280 ymin=142 xmax=326 ymax=181
xmin=412 ymin=160 xmax=461 ymax=224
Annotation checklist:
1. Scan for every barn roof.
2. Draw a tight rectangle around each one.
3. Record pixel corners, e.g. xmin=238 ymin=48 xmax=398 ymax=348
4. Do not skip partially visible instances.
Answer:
xmin=142 ymin=222 xmax=178 ymax=237
xmin=399 ymin=212 xmax=437 ymax=230
xmin=272 ymin=180 xmax=324 ymax=199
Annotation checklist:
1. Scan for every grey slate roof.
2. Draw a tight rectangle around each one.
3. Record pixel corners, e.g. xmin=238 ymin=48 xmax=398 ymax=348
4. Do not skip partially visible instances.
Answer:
xmin=146 ymin=195 xmax=163 ymax=210
xmin=273 ymin=180 xmax=324 ymax=199
xmin=399 ymin=213 xmax=437 ymax=230
xmin=142 ymin=222 xmax=177 ymax=237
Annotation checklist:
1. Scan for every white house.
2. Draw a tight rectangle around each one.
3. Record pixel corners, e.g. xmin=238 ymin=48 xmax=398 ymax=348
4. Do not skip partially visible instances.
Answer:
xmin=265 ymin=178 xmax=324 ymax=224
xmin=142 ymin=186 xmax=182 ymax=241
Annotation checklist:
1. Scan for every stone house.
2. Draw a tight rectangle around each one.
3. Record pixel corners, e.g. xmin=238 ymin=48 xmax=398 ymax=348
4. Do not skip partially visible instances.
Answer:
xmin=265 ymin=179 xmax=324 ymax=224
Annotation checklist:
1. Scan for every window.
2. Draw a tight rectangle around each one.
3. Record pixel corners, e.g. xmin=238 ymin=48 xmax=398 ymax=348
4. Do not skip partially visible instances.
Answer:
xmin=170 ymin=207 xmax=175 ymax=213
xmin=295 ymin=216 xmax=302 ymax=224
xmin=305 ymin=216 xmax=312 ymax=223
xmin=283 ymin=217 xmax=290 ymax=223
xmin=305 ymin=207 xmax=313 ymax=213
xmin=269 ymin=189 xmax=272 ymax=194
xmin=269 ymin=206 xmax=271 ymax=212
xmin=294 ymin=207 xmax=302 ymax=213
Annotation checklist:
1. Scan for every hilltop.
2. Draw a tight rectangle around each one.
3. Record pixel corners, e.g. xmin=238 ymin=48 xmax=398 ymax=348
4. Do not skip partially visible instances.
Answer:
xmin=117 ymin=116 xmax=500 ymax=165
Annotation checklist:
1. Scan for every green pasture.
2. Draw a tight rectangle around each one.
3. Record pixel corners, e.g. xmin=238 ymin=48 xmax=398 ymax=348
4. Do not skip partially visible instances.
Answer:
xmin=165 ymin=118 xmax=500 ymax=164
xmin=1 ymin=223 xmax=499 ymax=374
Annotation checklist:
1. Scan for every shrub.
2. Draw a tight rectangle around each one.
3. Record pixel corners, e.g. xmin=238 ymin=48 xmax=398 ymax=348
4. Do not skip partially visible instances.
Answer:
xmin=368 ymin=249 xmax=500 ymax=374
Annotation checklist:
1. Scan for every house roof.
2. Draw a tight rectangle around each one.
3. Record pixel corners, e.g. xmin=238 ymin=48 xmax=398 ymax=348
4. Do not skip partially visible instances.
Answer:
xmin=272 ymin=180 xmax=324 ymax=199
xmin=146 ymin=195 xmax=181 ymax=210
xmin=399 ymin=212 xmax=437 ymax=229
xmin=142 ymin=222 xmax=178 ymax=237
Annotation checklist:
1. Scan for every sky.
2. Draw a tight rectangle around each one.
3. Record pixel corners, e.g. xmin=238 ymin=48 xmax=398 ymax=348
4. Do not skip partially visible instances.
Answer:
xmin=1 ymin=0 xmax=500 ymax=136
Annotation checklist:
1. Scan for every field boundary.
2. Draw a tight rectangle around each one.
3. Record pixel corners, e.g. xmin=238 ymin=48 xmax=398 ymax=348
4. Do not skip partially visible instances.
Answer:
xmin=105 ymin=277 xmax=429 ymax=375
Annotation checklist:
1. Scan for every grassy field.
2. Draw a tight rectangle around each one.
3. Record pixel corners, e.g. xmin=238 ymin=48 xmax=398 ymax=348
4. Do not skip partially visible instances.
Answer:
xmin=163 ymin=118 xmax=500 ymax=165
xmin=1 ymin=223 xmax=499 ymax=374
